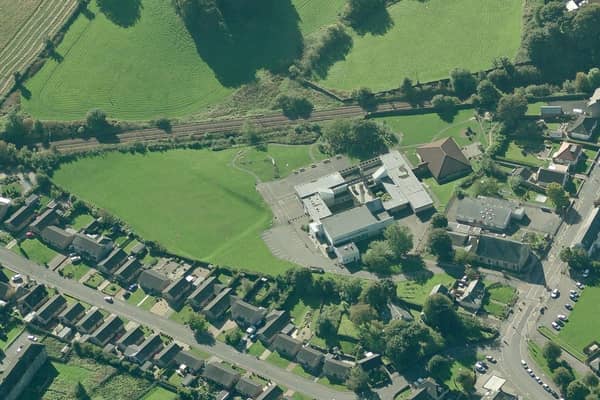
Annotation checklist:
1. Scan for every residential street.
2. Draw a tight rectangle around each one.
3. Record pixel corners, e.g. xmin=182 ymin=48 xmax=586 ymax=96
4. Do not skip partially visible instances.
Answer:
xmin=0 ymin=248 xmax=356 ymax=400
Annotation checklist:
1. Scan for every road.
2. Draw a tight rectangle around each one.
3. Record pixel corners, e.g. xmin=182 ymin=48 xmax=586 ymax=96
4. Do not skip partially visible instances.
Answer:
xmin=0 ymin=248 xmax=356 ymax=400
xmin=493 ymin=162 xmax=600 ymax=399
xmin=46 ymin=101 xmax=423 ymax=153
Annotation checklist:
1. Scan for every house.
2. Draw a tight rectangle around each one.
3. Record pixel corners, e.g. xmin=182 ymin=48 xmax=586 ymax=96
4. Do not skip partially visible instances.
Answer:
xmin=4 ymin=195 xmax=39 ymax=232
xmin=58 ymin=302 xmax=86 ymax=327
xmin=469 ymin=235 xmax=531 ymax=272
xmin=202 ymin=362 xmax=240 ymax=389
xmin=0 ymin=197 xmax=11 ymax=221
xmin=173 ymin=350 xmax=205 ymax=373
xmin=417 ymin=137 xmax=472 ymax=183
xmin=76 ymin=307 xmax=104 ymax=334
xmin=114 ymin=257 xmax=142 ymax=284
xmin=162 ymin=276 xmax=193 ymax=304
xmin=454 ymin=279 xmax=485 ymax=312
xmin=567 ymin=115 xmax=598 ymax=141
xmin=588 ymin=87 xmax=600 ymax=118
xmin=0 ymin=338 xmax=47 ymax=400
xmin=29 ymin=208 xmax=58 ymax=234
xmin=34 ymin=294 xmax=67 ymax=325
xmin=187 ymin=276 xmax=217 ymax=310
xmin=41 ymin=226 xmax=75 ymax=250
xmin=256 ymin=385 xmax=283 ymax=400
xmin=323 ymin=356 xmax=354 ymax=381
xmin=257 ymin=310 xmax=289 ymax=343
xmin=409 ymin=377 xmax=449 ymax=400
xmin=295 ymin=346 xmax=325 ymax=373
xmin=116 ymin=325 xmax=145 ymax=352
xmin=125 ymin=334 xmax=163 ymax=364
xmin=455 ymin=196 xmax=525 ymax=232
xmin=357 ymin=352 xmax=382 ymax=371
xmin=97 ymin=247 xmax=127 ymax=274
xmin=16 ymin=284 xmax=48 ymax=315
xmin=72 ymin=233 xmax=114 ymax=262
xmin=552 ymin=142 xmax=583 ymax=169
xmin=334 ymin=242 xmax=360 ymax=265
xmin=154 ymin=342 xmax=182 ymax=368
xmin=138 ymin=269 xmax=171 ymax=294
xmin=230 ymin=298 xmax=267 ymax=327
xmin=534 ymin=166 xmax=568 ymax=188
xmin=235 ymin=377 xmax=264 ymax=398
xmin=90 ymin=314 xmax=124 ymax=347
xmin=202 ymin=287 xmax=232 ymax=320
xmin=272 ymin=334 xmax=302 ymax=358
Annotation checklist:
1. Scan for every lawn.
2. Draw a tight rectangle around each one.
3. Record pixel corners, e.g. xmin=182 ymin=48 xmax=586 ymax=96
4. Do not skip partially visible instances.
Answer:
xmin=22 ymin=0 xmax=233 ymax=120
xmin=292 ymin=0 xmax=346 ymax=35
xmin=266 ymin=351 xmax=291 ymax=369
xmin=487 ymin=283 xmax=517 ymax=304
xmin=139 ymin=296 xmax=158 ymax=311
xmin=0 ymin=322 xmax=24 ymax=350
xmin=526 ymin=101 xmax=547 ymax=116
xmin=83 ymin=272 xmax=105 ymax=289
xmin=422 ymin=177 xmax=461 ymax=211
xmin=169 ymin=304 xmax=195 ymax=324
xmin=69 ymin=213 xmax=94 ymax=231
xmin=500 ymin=139 xmax=548 ymax=168
xmin=13 ymin=238 xmax=58 ymax=265
xmin=236 ymin=144 xmax=327 ymax=182
xmin=53 ymin=148 xmax=297 ymax=274
xmin=126 ymin=287 xmax=147 ymax=306
xmin=337 ymin=315 xmax=359 ymax=340
xmin=60 ymin=262 xmax=91 ymax=281
xmin=248 ymin=341 xmax=267 ymax=357
xmin=141 ymin=387 xmax=178 ymax=400
xmin=317 ymin=376 xmax=348 ymax=391
xmin=102 ymin=283 xmax=121 ymax=296
xmin=319 ymin=0 xmax=523 ymax=91
xmin=444 ymin=354 xmax=477 ymax=391
xmin=396 ymin=272 xmax=456 ymax=306
xmin=557 ymin=285 xmax=600 ymax=353
xmin=528 ymin=340 xmax=553 ymax=378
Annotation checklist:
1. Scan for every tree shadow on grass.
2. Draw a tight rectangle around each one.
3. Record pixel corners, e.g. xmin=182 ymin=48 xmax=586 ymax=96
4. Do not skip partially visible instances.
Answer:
xmin=97 ymin=0 xmax=142 ymax=28
xmin=182 ymin=0 xmax=303 ymax=87
xmin=349 ymin=6 xmax=394 ymax=37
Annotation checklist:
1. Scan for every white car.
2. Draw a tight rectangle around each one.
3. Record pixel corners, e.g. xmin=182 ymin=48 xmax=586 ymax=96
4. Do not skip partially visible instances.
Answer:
xmin=27 ymin=335 xmax=38 ymax=341
xmin=551 ymin=321 xmax=561 ymax=331
xmin=11 ymin=274 xmax=22 ymax=283
xmin=576 ymin=282 xmax=584 ymax=289
xmin=551 ymin=289 xmax=559 ymax=298
xmin=103 ymin=296 xmax=113 ymax=303
xmin=569 ymin=289 xmax=577 ymax=296
xmin=521 ymin=360 xmax=527 ymax=367
xmin=557 ymin=314 xmax=568 ymax=322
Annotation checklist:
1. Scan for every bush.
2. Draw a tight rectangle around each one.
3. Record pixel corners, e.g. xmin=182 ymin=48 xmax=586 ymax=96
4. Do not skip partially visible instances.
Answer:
xmin=274 ymin=95 xmax=313 ymax=119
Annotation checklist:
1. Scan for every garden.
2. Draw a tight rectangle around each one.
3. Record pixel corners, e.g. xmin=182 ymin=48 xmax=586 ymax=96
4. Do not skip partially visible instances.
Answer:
xmin=13 ymin=238 xmax=58 ymax=265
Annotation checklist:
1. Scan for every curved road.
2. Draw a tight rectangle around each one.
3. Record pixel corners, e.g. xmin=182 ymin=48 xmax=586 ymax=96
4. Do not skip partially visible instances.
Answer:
xmin=0 ymin=248 xmax=356 ymax=400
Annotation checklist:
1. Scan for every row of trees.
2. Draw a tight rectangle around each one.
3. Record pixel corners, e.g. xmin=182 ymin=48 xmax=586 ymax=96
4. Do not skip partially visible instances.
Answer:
xmin=323 ymin=118 xmax=395 ymax=159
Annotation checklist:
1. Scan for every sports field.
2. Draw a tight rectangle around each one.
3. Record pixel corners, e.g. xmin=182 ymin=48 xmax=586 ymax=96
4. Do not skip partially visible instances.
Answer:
xmin=319 ymin=0 xmax=523 ymax=91
xmin=291 ymin=0 xmax=346 ymax=34
xmin=52 ymin=146 xmax=319 ymax=274
xmin=557 ymin=285 xmax=600 ymax=352
xmin=23 ymin=0 xmax=233 ymax=120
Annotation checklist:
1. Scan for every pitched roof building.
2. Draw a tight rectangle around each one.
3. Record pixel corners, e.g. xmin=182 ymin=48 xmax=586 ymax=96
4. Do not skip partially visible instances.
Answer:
xmin=41 ymin=226 xmax=75 ymax=250
xmin=552 ymin=142 xmax=583 ymax=167
xmin=230 ymin=298 xmax=267 ymax=327
xmin=76 ymin=307 xmax=104 ymax=334
xmin=534 ymin=166 xmax=568 ymax=188
xmin=4 ymin=198 xmax=39 ymax=232
xmin=235 ymin=376 xmax=264 ymax=398
xmin=567 ymin=115 xmax=598 ymax=141
xmin=0 ymin=338 xmax=47 ymax=400
xmin=187 ymin=276 xmax=217 ymax=310
xmin=72 ymin=233 xmax=114 ymax=262
xmin=114 ymin=257 xmax=142 ymax=284
xmin=202 ymin=287 xmax=232 ymax=320
xmin=58 ymin=302 xmax=86 ymax=327
xmin=116 ymin=325 xmax=145 ymax=352
xmin=29 ymin=208 xmax=58 ymax=234
xmin=257 ymin=310 xmax=289 ymax=343
xmin=202 ymin=362 xmax=240 ymax=389
xmin=34 ymin=294 xmax=67 ymax=325
xmin=272 ymin=334 xmax=302 ymax=358
xmin=98 ymin=247 xmax=127 ymax=274
xmin=417 ymin=137 xmax=472 ymax=183
xmin=17 ymin=284 xmax=48 ymax=315
xmin=162 ymin=276 xmax=193 ymax=304
xmin=323 ymin=356 xmax=354 ymax=381
xmin=154 ymin=342 xmax=182 ymax=368
xmin=295 ymin=346 xmax=325 ymax=372
xmin=90 ymin=314 xmax=124 ymax=347
xmin=469 ymin=235 xmax=531 ymax=272
xmin=139 ymin=269 xmax=171 ymax=294
xmin=125 ymin=334 xmax=163 ymax=364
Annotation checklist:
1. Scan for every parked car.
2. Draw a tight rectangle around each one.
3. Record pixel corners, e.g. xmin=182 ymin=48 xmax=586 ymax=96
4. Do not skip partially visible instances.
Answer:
xmin=103 ymin=296 xmax=113 ymax=303
xmin=575 ymin=282 xmax=584 ymax=289
xmin=127 ymin=283 xmax=138 ymax=292
xmin=486 ymin=355 xmax=497 ymax=363
xmin=557 ymin=314 xmax=568 ymax=322
xmin=551 ymin=321 xmax=561 ymax=331
xmin=25 ymin=231 xmax=35 ymax=239
xmin=521 ymin=360 xmax=528 ymax=368
xmin=11 ymin=274 xmax=22 ymax=283
xmin=309 ymin=266 xmax=324 ymax=274
xmin=70 ymin=256 xmax=81 ymax=264
xmin=565 ymin=303 xmax=573 ymax=310
xmin=551 ymin=289 xmax=560 ymax=298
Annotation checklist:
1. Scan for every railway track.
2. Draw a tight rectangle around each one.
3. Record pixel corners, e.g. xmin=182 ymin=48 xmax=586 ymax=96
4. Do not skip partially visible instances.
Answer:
xmin=51 ymin=102 xmax=418 ymax=153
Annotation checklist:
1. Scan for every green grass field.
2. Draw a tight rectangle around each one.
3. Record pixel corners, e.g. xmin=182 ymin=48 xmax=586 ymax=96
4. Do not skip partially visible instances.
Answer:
xmin=13 ymin=238 xmax=58 ymax=265
xmin=557 ymin=285 xmax=600 ymax=352
xmin=396 ymin=272 xmax=455 ymax=306
xmin=23 ymin=0 xmax=233 ymax=120
xmin=61 ymin=262 xmax=91 ymax=281
xmin=319 ymin=0 xmax=523 ymax=91
xmin=141 ymin=387 xmax=178 ymax=400
xmin=53 ymin=148 xmax=301 ymax=274
xmin=292 ymin=0 xmax=345 ymax=34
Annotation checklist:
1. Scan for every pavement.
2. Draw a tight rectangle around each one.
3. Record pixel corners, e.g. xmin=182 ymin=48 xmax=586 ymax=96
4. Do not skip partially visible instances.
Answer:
xmin=0 ymin=248 xmax=356 ymax=400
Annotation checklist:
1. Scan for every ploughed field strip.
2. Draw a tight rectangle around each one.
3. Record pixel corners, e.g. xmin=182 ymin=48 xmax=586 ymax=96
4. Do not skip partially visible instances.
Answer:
xmin=0 ymin=0 xmax=78 ymax=96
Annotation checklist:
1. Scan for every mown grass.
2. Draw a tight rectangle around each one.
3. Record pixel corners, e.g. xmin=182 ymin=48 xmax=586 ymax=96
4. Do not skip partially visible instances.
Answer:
xmin=319 ymin=0 xmax=523 ymax=91
xmin=53 ymin=148 xmax=298 ymax=274
xmin=292 ymin=0 xmax=346 ymax=35
xmin=396 ymin=272 xmax=456 ymax=306
xmin=23 ymin=0 xmax=233 ymax=120
xmin=248 ymin=341 xmax=267 ymax=357
xmin=557 ymin=285 xmax=600 ymax=353
xmin=61 ymin=262 xmax=91 ymax=281
xmin=13 ymin=238 xmax=58 ymax=265
xmin=266 ymin=351 xmax=291 ymax=369
xmin=141 ymin=387 xmax=178 ymax=400
xmin=0 ymin=322 xmax=24 ymax=350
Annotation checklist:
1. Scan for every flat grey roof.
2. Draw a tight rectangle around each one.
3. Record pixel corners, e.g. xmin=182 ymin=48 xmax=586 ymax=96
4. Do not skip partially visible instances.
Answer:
xmin=302 ymin=194 xmax=332 ymax=222
xmin=321 ymin=206 xmax=383 ymax=243
xmin=379 ymin=151 xmax=433 ymax=211
xmin=294 ymin=172 xmax=345 ymax=199
xmin=456 ymin=196 xmax=513 ymax=230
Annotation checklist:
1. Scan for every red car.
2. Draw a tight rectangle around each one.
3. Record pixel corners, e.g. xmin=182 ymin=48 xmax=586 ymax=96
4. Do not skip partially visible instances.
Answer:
xmin=25 ymin=231 xmax=35 ymax=239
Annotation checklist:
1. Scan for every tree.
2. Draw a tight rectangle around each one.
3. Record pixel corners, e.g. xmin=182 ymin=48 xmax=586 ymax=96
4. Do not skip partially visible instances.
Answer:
xmin=349 ymin=303 xmax=376 ymax=326
xmin=450 ymin=68 xmax=477 ymax=100
xmin=495 ymin=93 xmax=527 ymax=129
xmin=432 ymin=95 xmax=459 ymax=122
xmin=427 ymin=355 xmax=450 ymax=381
xmin=554 ymin=366 xmax=575 ymax=391
xmin=225 ymin=328 xmax=243 ymax=346
xmin=2 ymin=111 xmax=28 ymax=145
xmin=401 ymin=77 xmax=418 ymax=105
xmin=282 ymin=267 xmax=313 ymax=290
xmin=324 ymin=119 xmax=391 ymax=159
xmin=362 ymin=240 xmax=393 ymax=273
xmin=583 ymin=372 xmax=599 ymax=388
xmin=86 ymin=108 xmax=108 ymax=133
xmin=384 ymin=224 xmax=413 ymax=258
xmin=353 ymin=87 xmax=376 ymax=110
xmin=567 ymin=380 xmax=590 ymax=400
xmin=0 ymin=141 xmax=17 ymax=167
xmin=431 ymin=213 xmax=448 ymax=229
xmin=427 ymin=228 xmax=454 ymax=261
xmin=343 ymin=0 xmax=387 ymax=26
xmin=187 ymin=313 xmax=208 ymax=336
xmin=476 ymin=80 xmax=501 ymax=110
xmin=275 ymin=95 xmax=313 ymax=119
xmin=547 ymin=182 xmax=570 ymax=211
xmin=473 ymin=177 xmax=500 ymax=197
xmin=422 ymin=294 xmax=461 ymax=336
xmin=384 ymin=320 xmax=437 ymax=368
xmin=316 ymin=304 xmax=341 ymax=338
xmin=456 ymin=370 xmax=475 ymax=393
xmin=341 ymin=278 xmax=363 ymax=303
xmin=559 ymin=247 xmax=590 ymax=271
xmin=509 ymin=175 xmax=524 ymax=194
xmin=361 ymin=279 xmax=395 ymax=311
xmin=543 ymin=341 xmax=562 ymax=367
xmin=74 ymin=381 xmax=90 ymax=400
xmin=588 ymin=67 xmax=600 ymax=89
xmin=575 ymin=72 xmax=592 ymax=93
xmin=346 ymin=366 xmax=369 ymax=393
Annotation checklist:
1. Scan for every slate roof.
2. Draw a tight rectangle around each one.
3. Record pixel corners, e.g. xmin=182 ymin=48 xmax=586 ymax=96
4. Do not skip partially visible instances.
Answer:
xmin=29 ymin=208 xmax=58 ymax=232
xmin=0 ymin=282 xmax=13 ymax=301
xmin=115 ymin=257 xmax=141 ymax=282
xmin=116 ymin=326 xmax=145 ymax=351
xmin=35 ymin=294 xmax=66 ymax=323
xmin=568 ymin=115 xmax=598 ymax=139
xmin=59 ymin=302 xmax=86 ymax=325
xmin=98 ymin=247 xmax=127 ymax=273
xmin=553 ymin=142 xmax=582 ymax=163
xmin=235 ymin=376 xmax=263 ymax=398
xmin=188 ymin=276 xmax=216 ymax=307
xmin=256 ymin=384 xmax=283 ymax=400
xmin=537 ymin=167 xmax=567 ymax=186
xmin=257 ymin=310 xmax=289 ymax=341
xmin=203 ymin=287 xmax=232 ymax=318
xmin=4 ymin=201 xmax=38 ymax=230
xmin=76 ymin=307 xmax=104 ymax=333
xmin=202 ymin=362 xmax=240 ymax=389
xmin=417 ymin=137 xmax=471 ymax=182
xmin=139 ymin=269 xmax=171 ymax=292
xmin=323 ymin=356 xmax=353 ymax=380
xmin=357 ymin=353 xmax=382 ymax=370
xmin=162 ymin=276 xmax=192 ymax=300
xmin=154 ymin=342 xmax=181 ymax=366
xmin=41 ymin=226 xmax=74 ymax=250
xmin=130 ymin=334 xmax=163 ymax=363
xmin=272 ymin=334 xmax=302 ymax=358
xmin=230 ymin=298 xmax=267 ymax=326
xmin=173 ymin=350 xmax=205 ymax=372
xmin=296 ymin=346 xmax=325 ymax=370
xmin=474 ymin=235 xmax=530 ymax=266
xmin=17 ymin=284 xmax=48 ymax=312
xmin=0 ymin=341 xmax=46 ymax=399
xmin=73 ymin=233 xmax=113 ymax=261
xmin=92 ymin=314 xmax=123 ymax=345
